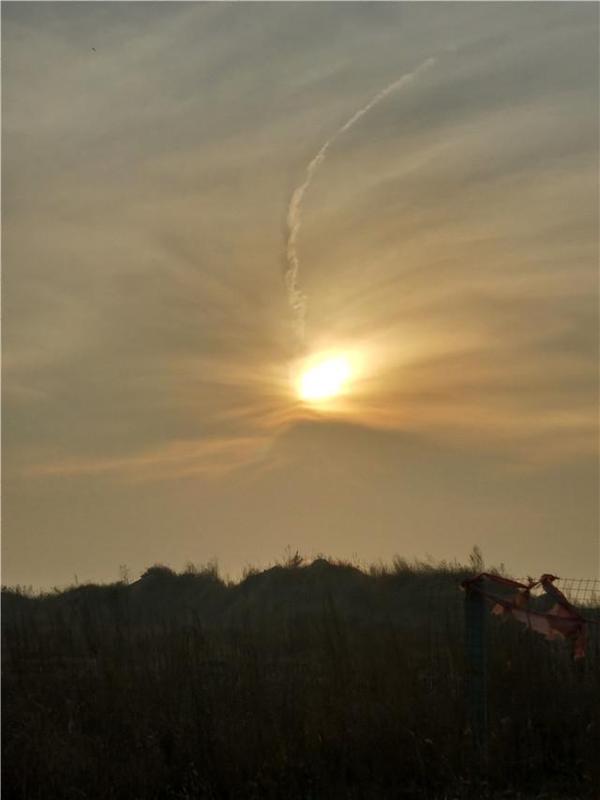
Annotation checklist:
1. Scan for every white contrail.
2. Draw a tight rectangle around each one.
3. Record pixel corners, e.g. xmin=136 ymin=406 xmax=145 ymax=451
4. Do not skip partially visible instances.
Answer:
xmin=284 ymin=57 xmax=437 ymax=343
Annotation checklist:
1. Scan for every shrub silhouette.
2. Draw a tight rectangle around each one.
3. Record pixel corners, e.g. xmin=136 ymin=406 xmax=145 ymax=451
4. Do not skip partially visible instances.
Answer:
xmin=2 ymin=555 xmax=599 ymax=799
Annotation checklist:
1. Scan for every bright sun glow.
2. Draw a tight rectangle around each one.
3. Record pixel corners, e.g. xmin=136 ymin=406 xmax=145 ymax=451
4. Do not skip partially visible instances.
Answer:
xmin=298 ymin=355 xmax=352 ymax=402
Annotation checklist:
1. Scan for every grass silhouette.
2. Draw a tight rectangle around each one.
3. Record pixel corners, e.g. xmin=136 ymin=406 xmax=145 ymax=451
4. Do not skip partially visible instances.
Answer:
xmin=3 ymin=554 xmax=599 ymax=799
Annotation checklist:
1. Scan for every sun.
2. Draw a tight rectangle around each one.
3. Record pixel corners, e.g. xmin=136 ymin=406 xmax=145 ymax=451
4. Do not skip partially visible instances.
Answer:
xmin=297 ymin=355 xmax=352 ymax=402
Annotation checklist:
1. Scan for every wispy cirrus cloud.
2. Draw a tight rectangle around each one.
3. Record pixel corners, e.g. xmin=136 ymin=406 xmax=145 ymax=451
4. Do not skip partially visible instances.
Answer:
xmin=3 ymin=2 xmax=597 ymax=586
xmin=27 ymin=435 xmax=273 ymax=483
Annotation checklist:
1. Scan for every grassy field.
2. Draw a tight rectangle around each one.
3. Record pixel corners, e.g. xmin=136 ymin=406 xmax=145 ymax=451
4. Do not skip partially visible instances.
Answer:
xmin=3 ymin=557 xmax=599 ymax=799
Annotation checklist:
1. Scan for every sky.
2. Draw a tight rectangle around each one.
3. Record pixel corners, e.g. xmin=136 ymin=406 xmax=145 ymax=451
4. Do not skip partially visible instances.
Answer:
xmin=3 ymin=2 xmax=598 ymax=588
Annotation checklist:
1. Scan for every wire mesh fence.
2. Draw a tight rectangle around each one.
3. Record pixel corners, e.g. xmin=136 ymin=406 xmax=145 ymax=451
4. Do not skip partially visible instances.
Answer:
xmin=554 ymin=576 xmax=600 ymax=611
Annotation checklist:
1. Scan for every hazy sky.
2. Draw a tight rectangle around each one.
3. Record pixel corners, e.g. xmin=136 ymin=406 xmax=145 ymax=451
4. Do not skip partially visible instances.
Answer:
xmin=3 ymin=2 xmax=598 ymax=588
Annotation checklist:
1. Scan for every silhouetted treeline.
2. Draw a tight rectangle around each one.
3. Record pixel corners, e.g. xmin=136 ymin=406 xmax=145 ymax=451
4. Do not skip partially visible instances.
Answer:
xmin=3 ymin=556 xmax=599 ymax=799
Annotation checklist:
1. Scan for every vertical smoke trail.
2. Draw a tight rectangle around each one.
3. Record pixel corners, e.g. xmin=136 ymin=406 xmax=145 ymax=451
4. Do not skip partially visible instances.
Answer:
xmin=284 ymin=57 xmax=436 ymax=343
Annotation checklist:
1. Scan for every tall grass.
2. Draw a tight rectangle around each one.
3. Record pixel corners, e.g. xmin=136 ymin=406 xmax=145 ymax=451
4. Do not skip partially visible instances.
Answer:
xmin=2 ymin=556 xmax=598 ymax=799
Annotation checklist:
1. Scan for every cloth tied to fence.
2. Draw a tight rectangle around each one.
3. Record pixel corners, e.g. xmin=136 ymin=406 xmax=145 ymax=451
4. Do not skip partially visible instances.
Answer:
xmin=462 ymin=573 xmax=587 ymax=659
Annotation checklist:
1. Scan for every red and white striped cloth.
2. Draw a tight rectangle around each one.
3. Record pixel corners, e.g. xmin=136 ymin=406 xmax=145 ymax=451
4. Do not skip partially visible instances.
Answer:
xmin=462 ymin=573 xmax=588 ymax=659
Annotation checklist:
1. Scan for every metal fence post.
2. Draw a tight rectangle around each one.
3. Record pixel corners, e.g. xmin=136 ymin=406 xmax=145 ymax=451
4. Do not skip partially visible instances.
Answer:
xmin=464 ymin=580 xmax=488 ymax=762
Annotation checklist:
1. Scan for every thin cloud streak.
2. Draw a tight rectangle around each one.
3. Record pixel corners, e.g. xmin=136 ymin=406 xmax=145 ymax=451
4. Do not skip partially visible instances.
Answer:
xmin=27 ymin=436 xmax=272 ymax=483
xmin=284 ymin=57 xmax=436 ymax=343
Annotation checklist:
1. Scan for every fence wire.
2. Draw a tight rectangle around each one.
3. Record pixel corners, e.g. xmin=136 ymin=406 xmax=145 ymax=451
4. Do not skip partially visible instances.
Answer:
xmin=554 ymin=577 xmax=600 ymax=610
